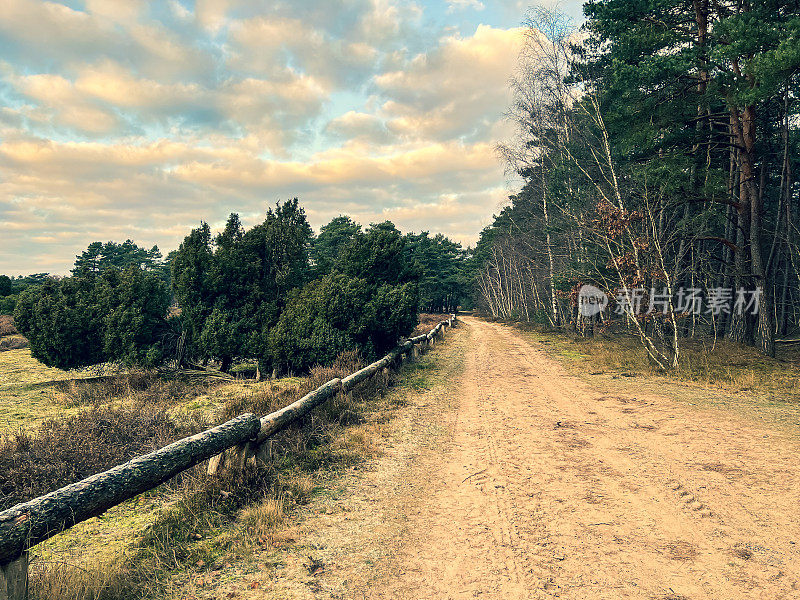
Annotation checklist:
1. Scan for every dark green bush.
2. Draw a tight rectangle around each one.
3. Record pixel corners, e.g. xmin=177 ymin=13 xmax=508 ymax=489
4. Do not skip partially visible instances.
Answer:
xmin=14 ymin=267 xmax=170 ymax=370
xmin=267 ymin=272 xmax=418 ymax=373
xmin=14 ymin=276 xmax=106 ymax=369
xmin=0 ymin=275 xmax=12 ymax=297
xmin=0 ymin=294 xmax=18 ymax=315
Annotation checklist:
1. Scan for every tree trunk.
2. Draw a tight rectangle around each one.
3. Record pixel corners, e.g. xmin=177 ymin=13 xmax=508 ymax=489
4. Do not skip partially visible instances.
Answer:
xmin=732 ymin=104 xmax=774 ymax=356
xmin=727 ymin=112 xmax=749 ymax=344
xmin=542 ymin=179 xmax=559 ymax=327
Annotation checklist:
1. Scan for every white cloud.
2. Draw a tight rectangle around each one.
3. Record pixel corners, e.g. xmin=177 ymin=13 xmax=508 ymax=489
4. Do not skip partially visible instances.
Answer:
xmin=0 ymin=0 xmax=205 ymax=79
xmin=326 ymin=111 xmax=390 ymax=144
xmin=0 ymin=1 xmax=527 ymax=274
xmin=11 ymin=72 xmax=121 ymax=135
xmin=75 ymin=61 xmax=201 ymax=109
xmin=447 ymin=0 xmax=486 ymax=12
xmin=84 ymin=0 xmax=146 ymax=24
xmin=227 ymin=15 xmax=381 ymax=89
xmin=376 ymin=25 xmax=524 ymax=141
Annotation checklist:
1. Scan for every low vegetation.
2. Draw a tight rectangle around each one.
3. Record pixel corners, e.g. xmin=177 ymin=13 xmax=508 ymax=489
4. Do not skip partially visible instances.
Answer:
xmin=508 ymin=320 xmax=800 ymax=403
xmin=0 ymin=374 xmax=213 ymax=511
xmin=9 ymin=341 xmax=439 ymax=600
xmin=0 ymin=315 xmax=16 ymax=337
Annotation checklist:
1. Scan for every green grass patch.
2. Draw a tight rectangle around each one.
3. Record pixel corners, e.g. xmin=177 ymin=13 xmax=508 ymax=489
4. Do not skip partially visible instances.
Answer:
xmin=0 ymin=348 xmax=96 ymax=431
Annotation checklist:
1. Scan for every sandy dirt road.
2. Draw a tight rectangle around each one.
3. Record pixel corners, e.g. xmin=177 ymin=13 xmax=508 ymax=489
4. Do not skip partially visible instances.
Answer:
xmin=364 ymin=317 xmax=800 ymax=599
xmin=230 ymin=316 xmax=800 ymax=600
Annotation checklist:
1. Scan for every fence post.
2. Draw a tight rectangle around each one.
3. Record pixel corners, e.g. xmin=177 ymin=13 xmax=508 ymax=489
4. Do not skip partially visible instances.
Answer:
xmin=254 ymin=440 xmax=273 ymax=467
xmin=0 ymin=553 xmax=27 ymax=600
xmin=342 ymin=388 xmax=353 ymax=405
xmin=208 ymin=438 xmax=256 ymax=474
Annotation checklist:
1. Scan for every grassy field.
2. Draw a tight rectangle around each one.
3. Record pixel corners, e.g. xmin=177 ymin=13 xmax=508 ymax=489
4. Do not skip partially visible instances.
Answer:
xmin=501 ymin=320 xmax=800 ymax=434
xmin=0 ymin=342 xmax=97 ymax=431
xmin=0 ymin=317 xmax=455 ymax=600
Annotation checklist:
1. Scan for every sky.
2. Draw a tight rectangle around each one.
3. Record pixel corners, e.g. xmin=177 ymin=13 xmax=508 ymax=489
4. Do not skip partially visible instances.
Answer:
xmin=0 ymin=0 xmax=584 ymax=276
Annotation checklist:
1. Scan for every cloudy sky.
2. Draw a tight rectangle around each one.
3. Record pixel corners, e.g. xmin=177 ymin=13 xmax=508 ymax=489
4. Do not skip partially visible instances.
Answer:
xmin=0 ymin=0 xmax=583 ymax=275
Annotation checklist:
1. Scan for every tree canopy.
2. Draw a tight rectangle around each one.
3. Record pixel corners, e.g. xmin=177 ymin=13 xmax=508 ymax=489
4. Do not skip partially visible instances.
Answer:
xmin=14 ymin=199 xmax=468 ymax=376
xmin=478 ymin=1 xmax=800 ymax=367
xmin=73 ymin=240 xmax=170 ymax=283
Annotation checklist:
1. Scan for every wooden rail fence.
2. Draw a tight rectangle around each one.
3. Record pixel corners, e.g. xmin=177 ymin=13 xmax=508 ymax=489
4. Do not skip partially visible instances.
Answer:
xmin=0 ymin=315 xmax=457 ymax=600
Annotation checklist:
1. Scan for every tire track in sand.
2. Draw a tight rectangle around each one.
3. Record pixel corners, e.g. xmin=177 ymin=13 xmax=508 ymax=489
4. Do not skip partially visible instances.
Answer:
xmin=368 ymin=317 xmax=800 ymax=599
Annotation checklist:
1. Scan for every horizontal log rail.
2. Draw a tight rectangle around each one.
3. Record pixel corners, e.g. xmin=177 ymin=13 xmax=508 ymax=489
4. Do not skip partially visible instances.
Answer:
xmin=0 ymin=414 xmax=261 ymax=565
xmin=0 ymin=314 xmax=457 ymax=599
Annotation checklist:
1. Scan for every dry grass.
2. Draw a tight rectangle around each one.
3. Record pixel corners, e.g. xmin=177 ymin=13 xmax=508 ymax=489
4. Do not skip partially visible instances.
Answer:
xmin=239 ymin=492 xmax=287 ymax=539
xmin=0 ymin=336 xmax=28 ymax=351
xmin=0 ymin=315 xmax=16 ymax=336
xmin=0 ymin=348 xmax=98 ymax=431
xmin=0 ymin=349 xmax=225 ymax=433
xmin=413 ymin=313 xmax=448 ymax=336
xmin=511 ymin=321 xmax=800 ymax=403
xmin=0 ymin=372 xmax=229 ymax=512
xmin=29 ymin=556 xmax=139 ymax=600
xmin=21 ymin=345 xmax=413 ymax=599
xmin=0 ymin=400 xmax=202 ymax=511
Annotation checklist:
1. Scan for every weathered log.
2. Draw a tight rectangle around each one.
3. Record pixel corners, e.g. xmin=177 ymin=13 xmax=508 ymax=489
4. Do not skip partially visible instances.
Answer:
xmin=213 ymin=379 xmax=342 ymax=472
xmin=341 ymin=364 xmax=378 ymax=391
xmin=254 ymin=378 xmax=342 ymax=444
xmin=0 ymin=414 xmax=260 ymax=565
xmin=212 ymin=379 xmax=343 ymax=472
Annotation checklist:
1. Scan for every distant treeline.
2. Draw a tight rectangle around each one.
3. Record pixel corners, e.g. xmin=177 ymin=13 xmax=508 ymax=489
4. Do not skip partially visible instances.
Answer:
xmin=0 ymin=274 xmax=50 ymax=314
xmin=9 ymin=200 xmax=470 ymax=376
